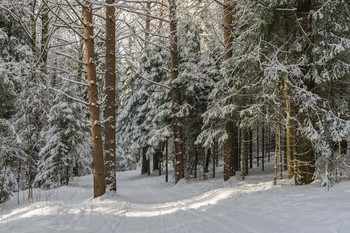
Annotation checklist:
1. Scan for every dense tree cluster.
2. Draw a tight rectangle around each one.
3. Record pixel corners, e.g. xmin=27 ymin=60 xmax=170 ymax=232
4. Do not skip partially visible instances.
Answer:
xmin=0 ymin=0 xmax=349 ymax=202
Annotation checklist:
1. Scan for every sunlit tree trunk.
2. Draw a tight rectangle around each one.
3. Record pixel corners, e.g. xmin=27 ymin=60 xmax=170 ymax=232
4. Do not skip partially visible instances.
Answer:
xmin=83 ymin=1 xmax=106 ymax=198
xmin=104 ymin=0 xmax=117 ymax=191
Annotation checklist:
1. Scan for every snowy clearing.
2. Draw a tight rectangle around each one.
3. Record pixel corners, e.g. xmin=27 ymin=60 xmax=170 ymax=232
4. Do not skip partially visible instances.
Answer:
xmin=1 ymin=165 xmax=350 ymax=233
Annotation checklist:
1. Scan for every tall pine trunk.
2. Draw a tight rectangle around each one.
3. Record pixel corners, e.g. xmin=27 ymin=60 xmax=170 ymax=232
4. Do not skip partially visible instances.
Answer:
xmin=169 ymin=0 xmax=184 ymax=184
xmin=223 ymin=0 xmax=238 ymax=181
xmin=83 ymin=2 xmax=106 ymax=198
xmin=41 ymin=5 xmax=49 ymax=74
xmin=104 ymin=0 xmax=117 ymax=191
xmin=293 ymin=0 xmax=315 ymax=185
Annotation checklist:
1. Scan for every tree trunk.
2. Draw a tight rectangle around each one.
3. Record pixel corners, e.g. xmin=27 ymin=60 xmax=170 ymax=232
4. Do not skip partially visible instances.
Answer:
xmin=262 ymin=125 xmax=265 ymax=172
xmin=249 ymin=130 xmax=253 ymax=169
xmin=153 ymin=148 xmax=162 ymax=172
xmin=268 ymin=127 xmax=271 ymax=162
xmin=222 ymin=0 xmax=239 ymax=181
xmin=213 ymin=143 xmax=216 ymax=178
xmin=41 ymin=5 xmax=49 ymax=74
xmin=194 ymin=148 xmax=198 ymax=178
xmin=285 ymin=77 xmax=294 ymax=179
xmin=145 ymin=1 xmax=151 ymax=42
xmin=104 ymin=0 xmax=117 ymax=192
xmin=238 ymin=129 xmax=241 ymax=170
xmin=157 ymin=0 xmax=164 ymax=33
xmin=273 ymin=128 xmax=278 ymax=185
xmin=141 ymin=146 xmax=149 ymax=175
xmin=256 ymin=127 xmax=259 ymax=167
xmin=294 ymin=0 xmax=315 ymax=185
xmin=241 ymin=129 xmax=248 ymax=179
xmin=169 ymin=0 xmax=184 ymax=184
xmin=204 ymin=148 xmax=211 ymax=173
xmin=224 ymin=121 xmax=236 ymax=180
xmin=165 ymin=139 xmax=169 ymax=182
xmin=278 ymin=124 xmax=282 ymax=180
xmin=83 ymin=2 xmax=106 ymax=198
xmin=30 ymin=1 xmax=37 ymax=65
xmin=295 ymin=134 xmax=315 ymax=185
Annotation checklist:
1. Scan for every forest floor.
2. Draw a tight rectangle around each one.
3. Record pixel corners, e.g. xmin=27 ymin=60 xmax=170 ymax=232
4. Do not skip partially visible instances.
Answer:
xmin=1 ymin=163 xmax=350 ymax=233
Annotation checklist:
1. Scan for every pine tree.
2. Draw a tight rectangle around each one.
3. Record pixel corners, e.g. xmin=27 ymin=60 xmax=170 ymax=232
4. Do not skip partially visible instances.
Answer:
xmin=36 ymin=82 xmax=90 ymax=188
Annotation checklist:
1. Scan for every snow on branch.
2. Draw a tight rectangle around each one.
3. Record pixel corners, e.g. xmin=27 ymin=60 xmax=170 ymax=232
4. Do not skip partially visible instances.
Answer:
xmin=0 ymin=6 xmax=34 ymax=45
xmin=47 ymin=86 xmax=89 ymax=106
xmin=56 ymin=75 xmax=88 ymax=87
xmin=55 ymin=52 xmax=86 ymax=65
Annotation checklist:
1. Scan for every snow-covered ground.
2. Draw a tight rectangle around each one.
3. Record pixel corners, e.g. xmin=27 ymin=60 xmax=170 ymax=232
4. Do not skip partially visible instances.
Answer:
xmin=1 ymin=164 xmax=350 ymax=233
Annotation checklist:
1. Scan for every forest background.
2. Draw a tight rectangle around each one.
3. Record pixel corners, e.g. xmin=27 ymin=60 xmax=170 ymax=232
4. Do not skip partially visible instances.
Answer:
xmin=0 ymin=0 xmax=349 ymax=202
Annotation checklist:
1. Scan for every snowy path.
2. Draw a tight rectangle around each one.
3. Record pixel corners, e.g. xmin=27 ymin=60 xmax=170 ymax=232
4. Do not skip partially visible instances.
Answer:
xmin=1 ymin=166 xmax=350 ymax=233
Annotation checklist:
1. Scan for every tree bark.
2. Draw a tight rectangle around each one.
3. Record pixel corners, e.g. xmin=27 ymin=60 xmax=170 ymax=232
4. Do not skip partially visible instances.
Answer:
xmin=285 ymin=75 xmax=294 ymax=179
xmin=222 ymin=0 xmax=239 ymax=181
xmin=268 ymin=126 xmax=271 ymax=162
xmin=204 ymin=148 xmax=211 ymax=173
xmin=249 ymin=130 xmax=253 ymax=169
xmin=293 ymin=0 xmax=315 ymax=185
xmin=262 ymin=125 xmax=265 ymax=171
xmin=223 ymin=0 xmax=233 ymax=60
xmin=104 ymin=0 xmax=117 ymax=191
xmin=273 ymin=127 xmax=278 ymax=185
xmin=295 ymin=134 xmax=315 ymax=185
xmin=141 ymin=146 xmax=149 ymax=175
xmin=224 ymin=121 xmax=235 ymax=180
xmin=145 ymin=1 xmax=151 ymax=42
xmin=256 ymin=127 xmax=259 ymax=167
xmin=83 ymin=2 xmax=106 ymax=198
xmin=278 ymin=124 xmax=282 ymax=180
xmin=241 ymin=129 xmax=249 ymax=178
xmin=169 ymin=0 xmax=184 ymax=184
xmin=157 ymin=0 xmax=164 ymax=33
xmin=153 ymin=148 xmax=162 ymax=172
xmin=41 ymin=4 xmax=49 ymax=74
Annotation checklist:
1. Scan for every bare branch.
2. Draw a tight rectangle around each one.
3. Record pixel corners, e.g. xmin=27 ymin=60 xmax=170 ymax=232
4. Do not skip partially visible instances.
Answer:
xmin=42 ymin=0 xmax=85 ymax=39
xmin=57 ymin=74 xmax=88 ymax=86
xmin=293 ymin=11 xmax=313 ymax=46
xmin=55 ymin=51 xmax=86 ymax=65
xmin=48 ymin=86 xmax=89 ymax=106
